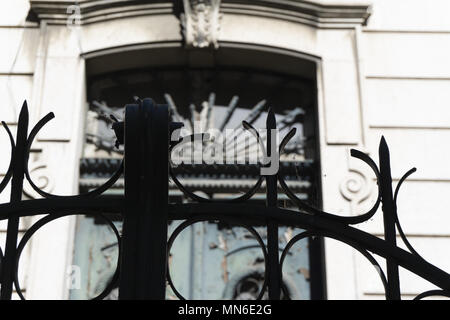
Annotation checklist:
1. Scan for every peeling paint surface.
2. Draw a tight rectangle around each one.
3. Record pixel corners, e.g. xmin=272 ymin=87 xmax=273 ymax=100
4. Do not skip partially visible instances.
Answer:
xmin=70 ymin=216 xmax=120 ymax=300
xmin=70 ymin=214 xmax=311 ymax=300
xmin=167 ymin=221 xmax=311 ymax=300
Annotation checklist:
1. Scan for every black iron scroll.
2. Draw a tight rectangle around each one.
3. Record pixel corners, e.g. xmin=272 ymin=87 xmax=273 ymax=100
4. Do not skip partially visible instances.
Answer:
xmin=0 ymin=100 xmax=449 ymax=300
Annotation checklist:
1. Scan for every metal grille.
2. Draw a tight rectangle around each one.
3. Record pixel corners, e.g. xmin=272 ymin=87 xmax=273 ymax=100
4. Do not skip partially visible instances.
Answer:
xmin=0 ymin=99 xmax=449 ymax=300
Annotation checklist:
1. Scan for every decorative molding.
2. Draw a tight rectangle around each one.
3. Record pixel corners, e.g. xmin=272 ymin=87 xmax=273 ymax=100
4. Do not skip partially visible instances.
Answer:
xmin=363 ymin=28 xmax=450 ymax=34
xmin=220 ymin=0 xmax=372 ymax=28
xmin=80 ymin=158 xmax=314 ymax=179
xmin=339 ymin=168 xmax=372 ymax=213
xmin=181 ymin=0 xmax=222 ymax=49
xmin=28 ymin=1 xmax=174 ymax=25
xmin=79 ymin=177 xmax=311 ymax=193
xmin=23 ymin=161 xmax=54 ymax=199
xmin=28 ymin=0 xmax=371 ymax=28
xmin=366 ymin=75 xmax=450 ymax=81
xmin=0 ymin=72 xmax=34 ymax=76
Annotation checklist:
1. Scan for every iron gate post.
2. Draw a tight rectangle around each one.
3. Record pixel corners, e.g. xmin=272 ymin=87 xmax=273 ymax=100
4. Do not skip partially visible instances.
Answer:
xmin=379 ymin=137 xmax=401 ymax=300
xmin=0 ymin=103 xmax=28 ymax=300
xmin=265 ymin=109 xmax=281 ymax=300
xmin=118 ymin=99 xmax=169 ymax=300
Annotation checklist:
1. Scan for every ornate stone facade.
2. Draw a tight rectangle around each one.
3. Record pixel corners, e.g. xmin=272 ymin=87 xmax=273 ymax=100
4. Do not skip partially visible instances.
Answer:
xmin=181 ymin=0 xmax=222 ymax=49
xmin=1 ymin=0 xmax=449 ymax=300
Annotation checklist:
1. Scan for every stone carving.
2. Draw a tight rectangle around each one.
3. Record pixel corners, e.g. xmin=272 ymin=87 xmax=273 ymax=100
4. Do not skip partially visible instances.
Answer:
xmin=339 ymin=168 xmax=372 ymax=213
xmin=23 ymin=161 xmax=54 ymax=199
xmin=181 ymin=0 xmax=222 ymax=49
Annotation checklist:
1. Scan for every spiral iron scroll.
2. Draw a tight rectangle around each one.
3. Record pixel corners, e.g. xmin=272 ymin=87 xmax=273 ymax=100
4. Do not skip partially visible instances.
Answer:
xmin=168 ymin=109 xmax=450 ymax=300
xmin=166 ymin=216 xmax=269 ymax=300
xmin=0 ymin=101 xmax=123 ymax=300
xmin=169 ymin=110 xmax=382 ymax=223
xmin=13 ymin=212 xmax=121 ymax=300
xmin=23 ymin=111 xmax=124 ymax=199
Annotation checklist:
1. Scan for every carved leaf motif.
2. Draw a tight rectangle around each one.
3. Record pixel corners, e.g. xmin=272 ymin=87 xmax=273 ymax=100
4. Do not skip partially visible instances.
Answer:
xmin=181 ymin=0 xmax=221 ymax=49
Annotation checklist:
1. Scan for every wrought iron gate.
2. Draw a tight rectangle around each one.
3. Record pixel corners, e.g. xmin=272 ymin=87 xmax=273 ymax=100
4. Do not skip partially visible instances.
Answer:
xmin=0 ymin=99 xmax=449 ymax=300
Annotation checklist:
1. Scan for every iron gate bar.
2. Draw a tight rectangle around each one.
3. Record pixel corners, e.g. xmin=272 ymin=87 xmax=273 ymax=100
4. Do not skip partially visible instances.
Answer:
xmin=0 ymin=197 xmax=124 ymax=219
xmin=0 ymin=99 xmax=449 ymax=300
xmin=0 ymin=102 xmax=28 ymax=299
xmin=119 ymin=99 xmax=169 ymax=299
xmin=167 ymin=203 xmax=450 ymax=292
xmin=265 ymin=109 xmax=281 ymax=300
xmin=379 ymin=137 xmax=401 ymax=300
xmin=165 ymin=215 xmax=270 ymax=300
xmin=279 ymin=230 xmax=388 ymax=299
xmin=13 ymin=211 xmax=122 ymax=300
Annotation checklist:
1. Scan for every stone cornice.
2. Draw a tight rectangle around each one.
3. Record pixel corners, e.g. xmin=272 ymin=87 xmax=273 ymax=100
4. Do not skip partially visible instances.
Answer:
xmin=28 ymin=0 xmax=371 ymax=27
xmin=221 ymin=0 xmax=372 ymax=28
xmin=28 ymin=1 xmax=174 ymax=25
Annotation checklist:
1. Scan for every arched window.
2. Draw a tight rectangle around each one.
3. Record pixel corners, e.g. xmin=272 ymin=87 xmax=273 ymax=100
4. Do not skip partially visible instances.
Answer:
xmin=72 ymin=46 xmax=325 ymax=300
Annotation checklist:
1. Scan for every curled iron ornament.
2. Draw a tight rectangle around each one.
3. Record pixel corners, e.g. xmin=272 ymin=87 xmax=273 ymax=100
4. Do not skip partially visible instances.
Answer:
xmin=393 ymin=167 xmax=426 ymax=260
xmin=166 ymin=216 xmax=269 ymax=300
xmin=279 ymin=230 xmax=388 ymax=299
xmin=241 ymin=120 xmax=269 ymax=162
xmin=1 ymin=100 xmax=449 ymax=300
xmin=169 ymin=131 xmax=264 ymax=203
xmin=13 ymin=212 xmax=121 ymax=300
xmin=22 ymin=109 xmax=124 ymax=199
xmin=170 ymin=202 xmax=450 ymax=293
xmin=170 ymin=108 xmax=382 ymax=224
xmin=414 ymin=290 xmax=450 ymax=300
xmin=168 ymin=111 xmax=296 ymax=203
xmin=170 ymin=166 xmax=264 ymax=203
xmin=278 ymin=135 xmax=381 ymax=225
